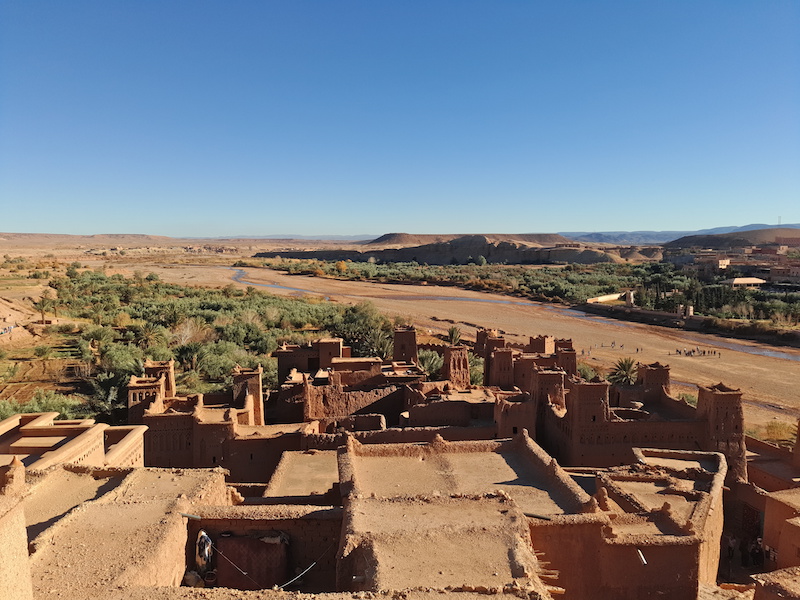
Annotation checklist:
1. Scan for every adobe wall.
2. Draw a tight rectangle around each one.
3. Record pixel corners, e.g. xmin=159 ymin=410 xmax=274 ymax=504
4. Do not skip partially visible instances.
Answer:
xmin=190 ymin=505 xmax=343 ymax=592
xmin=304 ymin=425 xmax=497 ymax=450
xmin=653 ymin=392 xmax=699 ymax=420
xmin=696 ymin=384 xmax=748 ymax=483
xmin=487 ymin=348 xmax=515 ymax=389
xmin=318 ymin=414 xmax=386 ymax=433
xmin=408 ymin=400 xmax=472 ymax=427
xmin=143 ymin=412 xmax=195 ymax=467
xmin=495 ymin=396 xmax=536 ymax=439
xmin=276 ymin=345 xmax=319 ymax=382
xmin=103 ymin=425 xmax=147 ymax=467
xmin=304 ymin=385 xmax=406 ymax=426
xmin=763 ymin=490 xmax=800 ymax=569
xmin=0 ymin=497 xmax=33 ymax=600
xmin=267 ymin=383 xmax=307 ymax=423
xmin=543 ymin=403 xmax=705 ymax=467
xmin=393 ymin=327 xmax=418 ymax=363
xmin=441 ymin=345 xmax=470 ymax=390
xmin=224 ymin=431 xmax=304 ymax=483
xmin=776 ymin=517 xmax=800 ymax=569
xmin=33 ymin=423 xmax=108 ymax=470
xmin=753 ymin=566 xmax=800 ymax=600
xmin=556 ymin=348 xmax=577 ymax=376
xmin=529 ymin=515 xmax=703 ymax=600
xmin=113 ymin=509 xmax=188 ymax=588
xmin=746 ymin=436 xmax=795 ymax=492
xmin=526 ymin=335 xmax=555 ymax=354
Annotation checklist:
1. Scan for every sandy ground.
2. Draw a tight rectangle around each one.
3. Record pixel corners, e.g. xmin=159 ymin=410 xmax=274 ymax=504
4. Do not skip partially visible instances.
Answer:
xmin=127 ymin=263 xmax=800 ymax=430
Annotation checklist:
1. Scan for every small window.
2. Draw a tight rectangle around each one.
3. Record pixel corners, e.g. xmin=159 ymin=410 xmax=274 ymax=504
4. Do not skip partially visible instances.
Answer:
xmin=512 ymin=427 xmax=518 ymax=434
xmin=591 ymin=415 xmax=596 ymax=422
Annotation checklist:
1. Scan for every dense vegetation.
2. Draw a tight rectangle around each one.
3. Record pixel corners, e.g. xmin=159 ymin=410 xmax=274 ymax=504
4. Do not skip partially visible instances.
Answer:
xmin=258 ymin=259 xmax=800 ymax=327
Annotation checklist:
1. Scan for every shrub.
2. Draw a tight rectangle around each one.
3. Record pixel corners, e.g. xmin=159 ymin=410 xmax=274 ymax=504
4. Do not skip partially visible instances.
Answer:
xmin=34 ymin=345 xmax=54 ymax=359
xmin=0 ymin=389 xmax=83 ymax=420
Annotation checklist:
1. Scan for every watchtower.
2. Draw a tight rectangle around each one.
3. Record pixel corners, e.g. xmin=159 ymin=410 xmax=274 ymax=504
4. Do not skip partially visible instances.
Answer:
xmin=393 ymin=327 xmax=418 ymax=364
xmin=697 ymin=383 xmax=747 ymax=483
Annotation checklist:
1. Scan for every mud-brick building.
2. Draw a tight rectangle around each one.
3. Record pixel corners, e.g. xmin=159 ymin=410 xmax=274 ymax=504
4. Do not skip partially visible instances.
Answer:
xmin=489 ymin=357 xmax=748 ymax=485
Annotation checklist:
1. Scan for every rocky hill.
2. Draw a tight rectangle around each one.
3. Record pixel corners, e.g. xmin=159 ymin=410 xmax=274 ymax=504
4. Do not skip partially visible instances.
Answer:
xmin=366 ymin=232 xmax=573 ymax=248
xmin=258 ymin=233 xmax=661 ymax=265
xmin=664 ymin=227 xmax=800 ymax=249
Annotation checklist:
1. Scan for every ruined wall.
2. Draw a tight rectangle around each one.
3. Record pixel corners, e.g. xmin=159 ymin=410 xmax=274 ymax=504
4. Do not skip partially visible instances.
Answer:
xmin=442 ymin=345 xmax=470 ymax=390
xmin=304 ymin=386 xmax=406 ymax=427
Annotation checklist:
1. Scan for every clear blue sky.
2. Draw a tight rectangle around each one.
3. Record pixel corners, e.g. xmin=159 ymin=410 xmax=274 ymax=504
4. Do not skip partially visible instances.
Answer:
xmin=1 ymin=1 xmax=798 ymax=237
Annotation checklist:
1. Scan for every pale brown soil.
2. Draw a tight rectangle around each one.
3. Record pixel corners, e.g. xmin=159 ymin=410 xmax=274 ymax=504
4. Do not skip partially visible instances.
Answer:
xmin=134 ymin=264 xmax=800 ymax=431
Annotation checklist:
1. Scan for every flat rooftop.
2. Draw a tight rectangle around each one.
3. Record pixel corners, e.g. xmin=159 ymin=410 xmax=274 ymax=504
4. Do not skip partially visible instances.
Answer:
xmin=265 ymin=450 xmax=339 ymax=498
xmin=349 ymin=495 xmax=544 ymax=591
xmin=347 ymin=438 xmax=584 ymax=516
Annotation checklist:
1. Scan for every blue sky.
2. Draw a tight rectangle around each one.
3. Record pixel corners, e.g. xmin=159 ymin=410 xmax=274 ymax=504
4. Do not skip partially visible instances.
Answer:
xmin=1 ymin=1 xmax=798 ymax=237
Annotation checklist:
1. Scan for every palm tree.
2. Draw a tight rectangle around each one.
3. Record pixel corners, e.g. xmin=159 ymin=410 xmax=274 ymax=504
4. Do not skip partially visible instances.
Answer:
xmin=607 ymin=357 xmax=638 ymax=386
xmin=33 ymin=291 xmax=54 ymax=324
xmin=133 ymin=322 xmax=168 ymax=350
xmin=447 ymin=326 xmax=462 ymax=346
xmin=418 ymin=349 xmax=443 ymax=379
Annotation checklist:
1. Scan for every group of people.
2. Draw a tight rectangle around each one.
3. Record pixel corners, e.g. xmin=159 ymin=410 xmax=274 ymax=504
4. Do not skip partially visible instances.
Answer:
xmin=0 ymin=324 xmax=15 ymax=336
xmin=580 ymin=342 xmax=644 ymax=356
xmin=727 ymin=534 xmax=765 ymax=569
xmin=673 ymin=346 xmax=721 ymax=358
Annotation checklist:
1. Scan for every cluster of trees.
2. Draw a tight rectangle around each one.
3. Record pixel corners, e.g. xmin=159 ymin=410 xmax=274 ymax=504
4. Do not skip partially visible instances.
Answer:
xmin=264 ymin=259 xmax=800 ymax=326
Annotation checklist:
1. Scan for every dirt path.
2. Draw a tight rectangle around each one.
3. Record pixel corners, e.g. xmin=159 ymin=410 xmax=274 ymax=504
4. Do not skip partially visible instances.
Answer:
xmin=119 ymin=263 xmax=800 ymax=430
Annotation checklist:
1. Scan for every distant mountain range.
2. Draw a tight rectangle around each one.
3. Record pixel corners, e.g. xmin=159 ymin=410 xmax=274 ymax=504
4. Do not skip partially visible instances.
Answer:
xmin=559 ymin=224 xmax=800 ymax=245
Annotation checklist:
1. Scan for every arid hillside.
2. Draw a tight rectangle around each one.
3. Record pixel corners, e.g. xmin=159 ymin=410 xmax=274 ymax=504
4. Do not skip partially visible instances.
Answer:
xmin=664 ymin=227 xmax=800 ymax=249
